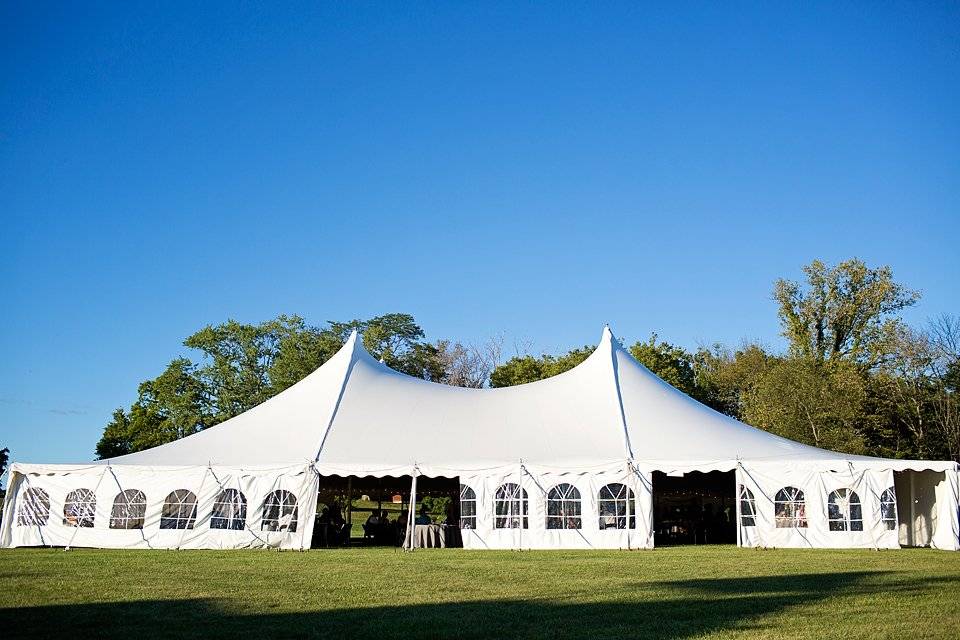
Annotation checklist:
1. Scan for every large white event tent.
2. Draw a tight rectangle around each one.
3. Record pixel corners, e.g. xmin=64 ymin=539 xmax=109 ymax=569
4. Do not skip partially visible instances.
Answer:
xmin=2 ymin=327 xmax=958 ymax=551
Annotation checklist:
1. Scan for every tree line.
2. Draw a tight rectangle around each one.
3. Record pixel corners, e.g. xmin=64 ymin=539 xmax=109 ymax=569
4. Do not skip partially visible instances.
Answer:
xmin=95 ymin=259 xmax=960 ymax=463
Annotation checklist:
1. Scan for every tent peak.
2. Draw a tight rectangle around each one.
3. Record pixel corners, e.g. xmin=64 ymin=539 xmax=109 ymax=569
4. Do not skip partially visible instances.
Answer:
xmin=599 ymin=324 xmax=622 ymax=350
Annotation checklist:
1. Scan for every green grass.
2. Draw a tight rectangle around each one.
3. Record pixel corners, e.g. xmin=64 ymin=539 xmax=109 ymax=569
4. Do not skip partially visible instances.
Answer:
xmin=1 ymin=546 xmax=959 ymax=639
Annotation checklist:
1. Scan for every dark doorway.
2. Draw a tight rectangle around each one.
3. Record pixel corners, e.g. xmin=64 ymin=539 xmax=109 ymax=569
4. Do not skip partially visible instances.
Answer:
xmin=653 ymin=470 xmax=736 ymax=545
xmin=313 ymin=474 xmax=460 ymax=548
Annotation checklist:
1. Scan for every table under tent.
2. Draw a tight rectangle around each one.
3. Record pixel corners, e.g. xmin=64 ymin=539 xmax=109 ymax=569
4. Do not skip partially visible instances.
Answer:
xmin=3 ymin=328 xmax=958 ymax=551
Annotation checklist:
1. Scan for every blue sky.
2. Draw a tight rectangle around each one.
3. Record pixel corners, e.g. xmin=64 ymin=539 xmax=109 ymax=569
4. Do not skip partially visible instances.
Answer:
xmin=1 ymin=2 xmax=958 ymax=467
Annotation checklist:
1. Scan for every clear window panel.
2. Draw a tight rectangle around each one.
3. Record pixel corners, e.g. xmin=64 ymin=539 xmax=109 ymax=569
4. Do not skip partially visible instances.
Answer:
xmin=160 ymin=489 xmax=198 ymax=530
xmin=211 ymin=489 xmax=247 ymax=530
xmin=63 ymin=489 xmax=96 ymax=527
xmin=261 ymin=490 xmax=298 ymax=532
xmin=17 ymin=488 xmax=50 ymax=527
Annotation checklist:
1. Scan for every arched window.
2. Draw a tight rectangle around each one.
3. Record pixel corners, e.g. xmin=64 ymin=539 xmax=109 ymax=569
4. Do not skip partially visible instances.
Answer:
xmin=17 ymin=487 xmax=50 ymax=526
xmin=827 ymin=488 xmax=863 ymax=532
xmin=211 ymin=489 xmax=247 ymax=530
xmin=160 ymin=489 xmax=198 ymax=530
xmin=63 ymin=489 xmax=96 ymax=527
xmin=494 ymin=482 xmax=528 ymax=529
xmin=547 ymin=483 xmax=582 ymax=529
xmin=459 ymin=484 xmax=477 ymax=529
xmin=262 ymin=490 xmax=298 ymax=532
xmin=110 ymin=489 xmax=147 ymax=529
xmin=738 ymin=485 xmax=757 ymax=527
xmin=880 ymin=487 xmax=897 ymax=530
xmin=774 ymin=487 xmax=807 ymax=528
xmin=598 ymin=483 xmax=636 ymax=530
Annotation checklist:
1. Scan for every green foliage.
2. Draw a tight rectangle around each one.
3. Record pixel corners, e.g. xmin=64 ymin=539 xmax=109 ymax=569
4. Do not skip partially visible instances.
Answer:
xmin=0 ymin=446 xmax=8 ymax=478
xmin=330 ymin=313 xmax=446 ymax=380
xmin=774 ymin=258 xmax=919 ymax=368
xmin=419 ymin=495 xmax=452 ymax=523
xmin=741 ymin=358 xmax=868 ymax=454
xmin=489 ymin=347 xmax=594 ymax=387
xmin=629 ymin=334 xmax=705 ymax=401
xmin=694 ymin=343 xmax=772 ymax=419
xmin=96 ymin=313 xmax=440 ymax=458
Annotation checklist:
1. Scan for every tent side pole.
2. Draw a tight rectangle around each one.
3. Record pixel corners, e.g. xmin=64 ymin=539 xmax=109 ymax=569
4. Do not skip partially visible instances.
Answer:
xmin=518 ymin=461 xmax=523 ymax=551
xmin=735 ymin=465 xmax=742 ymax=548
xmin=626 ymin=462 xmax=632 ymax=551
xmin=909 ymin=470 xmax=916 ymax=547
xmin=404 ymin=466 xmax=418 ymax=551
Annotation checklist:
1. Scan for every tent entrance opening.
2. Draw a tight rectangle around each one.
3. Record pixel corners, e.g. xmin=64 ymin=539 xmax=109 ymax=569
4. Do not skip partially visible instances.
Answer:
xmin=313 ymin=474 xmax=460 ymax=548
xmin=653 ymin=470 xmax=736 ymax=545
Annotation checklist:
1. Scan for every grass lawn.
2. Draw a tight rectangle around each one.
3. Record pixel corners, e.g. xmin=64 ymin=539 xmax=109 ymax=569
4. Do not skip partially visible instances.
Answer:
xmin=2 ymin=546 xmax=959 ymax=639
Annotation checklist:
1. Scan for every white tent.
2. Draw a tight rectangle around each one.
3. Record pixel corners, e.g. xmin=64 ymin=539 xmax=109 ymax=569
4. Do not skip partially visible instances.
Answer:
xmin=2 ymin=327 xmax=957 ymax=550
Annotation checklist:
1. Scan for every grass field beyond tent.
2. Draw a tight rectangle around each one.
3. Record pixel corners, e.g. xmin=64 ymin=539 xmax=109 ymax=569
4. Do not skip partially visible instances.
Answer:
xmin=2 ymin=546 xmax=959 ymax=639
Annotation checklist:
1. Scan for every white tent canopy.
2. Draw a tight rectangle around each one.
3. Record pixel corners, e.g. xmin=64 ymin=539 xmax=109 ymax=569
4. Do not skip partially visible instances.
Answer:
xmin=108 ymin=327 xmax=927 ymax=473
xmin=2 ymin=326 xmax=958 ymax=551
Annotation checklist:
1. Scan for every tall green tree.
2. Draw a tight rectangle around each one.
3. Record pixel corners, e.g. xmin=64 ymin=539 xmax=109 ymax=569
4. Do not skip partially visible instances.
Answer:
xmin=774 ymin=258 xmax=919 ymax=369
xmin=0 ymin=447 xmax=9 ymax=479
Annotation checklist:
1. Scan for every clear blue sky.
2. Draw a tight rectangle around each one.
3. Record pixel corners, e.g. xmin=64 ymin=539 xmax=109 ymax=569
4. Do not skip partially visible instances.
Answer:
xmin=2 ymin=2 xmax=958 ymax=467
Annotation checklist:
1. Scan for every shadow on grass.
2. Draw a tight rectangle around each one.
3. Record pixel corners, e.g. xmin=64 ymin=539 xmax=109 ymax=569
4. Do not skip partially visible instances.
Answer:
xmin=1 ymin=571 xmax=948 ymax=640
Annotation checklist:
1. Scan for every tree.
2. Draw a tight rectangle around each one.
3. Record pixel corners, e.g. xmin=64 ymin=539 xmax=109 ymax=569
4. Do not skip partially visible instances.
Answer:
xmin=928 ymin=315 xmax=960 ymax=461
xmin=329 ymin=313 xmax=445 ymax=381
xmin=742 ymin=357 xmax=868 ymax=455
xmin=629 ymin=334 xmax=705 ymax=401
xmin=774 ymin=259 xmax=919 ymax=369
xmin=435 ymin=340 xmax=491 ymax=388
xmin=184 ymin=319 xmax=282 ymax=422
xmin=0 ymin=446 xmax=9 ymax=479
xmin=97 ymin=313 xmax=442 ymax=458
xmin=96 ymin=408 xmax=135 ymax=459
xmin=490 ymin=347 xmax=595 ymax=388
xmin=268 ymin=316 xmax=343 ymax=392
xmin=694 ymin=342 xmax=773 ymax=419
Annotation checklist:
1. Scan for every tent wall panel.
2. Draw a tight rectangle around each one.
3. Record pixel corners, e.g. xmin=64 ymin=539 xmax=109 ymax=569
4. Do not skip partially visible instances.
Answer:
xmin=737 ymin=464 xmax=899 ymax=549
xmin=0 ymin=463 xmax=317 ymax=550
xmin=457 ymin=464 xmax=652 ymax=550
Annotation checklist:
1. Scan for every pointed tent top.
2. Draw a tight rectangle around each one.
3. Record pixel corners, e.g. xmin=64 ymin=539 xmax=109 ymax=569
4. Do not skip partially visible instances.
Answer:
xmin=599 ymin=324 xmax=620 ymax=351
xmin=341 ymin=328 xmax=362 ymax=357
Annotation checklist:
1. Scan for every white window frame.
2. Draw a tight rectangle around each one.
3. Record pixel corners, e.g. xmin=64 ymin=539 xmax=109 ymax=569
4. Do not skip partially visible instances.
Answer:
xmin=459 ymin=484 xmax=477 ymax=529
xmin=827 ymin=488 xmax=863 ymax=532
xmin=774 ymin=486 xmax=807 ymax=528
xmin=261 ymin=490 xmax=299 ymax=532
xmin=494 ymin=482 xmax=528 ymax=529
xmin=738 ymin=484 xmax=757 ymax=527
xmin=160 ymin=489 xmax=198 ymax=530
xmin=880 ymin=487 xmax=897 ymax=531
xmin=211 ymin=488 xmax=247 ymax=531
xmin=17 ymin=487 xmax=50 ymax=527
xmin=110 ymin=489 xmax=147 ymax=530
xmin=546 ymin=483 xmax=582 ymax=530
xmin=598 ymin=483 xmax=636 ymax=530
xmin=63 ymin=488 xmax=96 ymax=528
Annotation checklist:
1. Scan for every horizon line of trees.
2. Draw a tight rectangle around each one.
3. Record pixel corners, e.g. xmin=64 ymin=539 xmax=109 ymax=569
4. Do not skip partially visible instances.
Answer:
xmin=95 ymin=258 xmax=960 ymax=463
